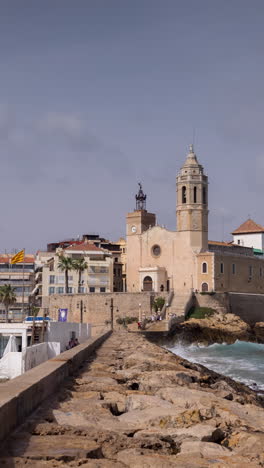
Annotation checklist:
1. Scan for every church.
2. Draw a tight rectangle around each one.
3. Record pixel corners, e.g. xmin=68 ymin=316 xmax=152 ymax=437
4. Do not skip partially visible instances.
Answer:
xmin=126 ymin=145 xmax=264 ymax=297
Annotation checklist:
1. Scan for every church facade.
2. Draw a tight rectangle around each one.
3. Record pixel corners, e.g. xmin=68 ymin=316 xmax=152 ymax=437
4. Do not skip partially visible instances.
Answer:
xmin=126 ymin=146 xmax=264 ymax=296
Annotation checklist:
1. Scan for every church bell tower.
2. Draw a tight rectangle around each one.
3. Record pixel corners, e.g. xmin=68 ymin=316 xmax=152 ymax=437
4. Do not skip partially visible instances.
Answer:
xmin=126 ymin=183 xmax=156 ymax=236
xmin=176 ymin=145 xmax=208 ymax=251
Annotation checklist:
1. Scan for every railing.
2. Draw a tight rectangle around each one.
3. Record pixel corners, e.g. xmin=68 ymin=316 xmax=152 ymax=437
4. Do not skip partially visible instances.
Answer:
xmin=161 ymin=289 xmax=174 ymax=319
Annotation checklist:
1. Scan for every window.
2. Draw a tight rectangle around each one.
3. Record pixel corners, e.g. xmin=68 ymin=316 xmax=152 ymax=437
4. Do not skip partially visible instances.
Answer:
xmin=232 ymin=263 xmax=236 ymax=274
xmin=100 ymin=287 xmax=106 ymax=292
xmin=68 ymin=287 xmax=73 ymax=293
xmin=202 ymin=262 xmax=207 ymax=273
xmin=57 ymin=275 xmax=65 ymax=284
xmin=202 ymin=187 xmax=207 ymax=204
xmin=57 ymin=287 xmax=64 ymax=294
xmin=249 ymin=265 xmax=253 ymax=277
xmin=152 ymin=245 xmax=161 ymax=257
xmin=194 ymin=186 xmax=197 ymax=203
xmin=115 ymin=257 xmax=118 ymax=263
xmin=48 ymin=287 xmax=55 ymax=295
xmin=80 ymin=287 xmax=86 ymax=293
xmin=49 ymin=275 xmax=55 ymax=284
xmin=220 ymin=262 xmax=224 ymax=274
xmin=182 ymin=186 xmax=187 ymax=204
xmin=89 ymin=287 xmax=95 ymax=293
xmin=237 ymin=240 xmax=240 ymax=245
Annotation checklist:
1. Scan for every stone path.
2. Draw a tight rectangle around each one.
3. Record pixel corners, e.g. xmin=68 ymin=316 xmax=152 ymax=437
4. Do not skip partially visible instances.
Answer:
xmin=1 ymin=331 xmax=264 ymax=467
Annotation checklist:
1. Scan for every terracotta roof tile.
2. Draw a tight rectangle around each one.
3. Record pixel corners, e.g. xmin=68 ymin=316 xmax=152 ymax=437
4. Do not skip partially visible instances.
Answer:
xmin=65 ymin=242 xmax=103 ymax=252
xmin=232 ymin=219 xmax=264 ymax=235
xmin=0 ymin=254 xmax=35 ymax=264
xmin=208 ymin=240 xmax=251 ymax=249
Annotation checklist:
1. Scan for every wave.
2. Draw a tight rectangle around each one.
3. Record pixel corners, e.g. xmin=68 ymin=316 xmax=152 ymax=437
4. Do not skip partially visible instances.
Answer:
xmin=167 ymin=340 xmax=264 ymax=390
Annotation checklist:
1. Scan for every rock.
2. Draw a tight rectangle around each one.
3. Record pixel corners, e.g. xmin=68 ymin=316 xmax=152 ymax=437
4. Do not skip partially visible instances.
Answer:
xmin=117 ymin=448 xmax=180 ymax=467
xmin=7 ymin=435 xmax=102 ymax=460
xmin=179 ymin=440 xmax=232 ymax=457
xmin=253 ymin=322 xmax=264 ymax=342
xmin=102 ymin=391 xmax=127 ymax=414
xmin=125 ymin=394 xmax=173 ymax=412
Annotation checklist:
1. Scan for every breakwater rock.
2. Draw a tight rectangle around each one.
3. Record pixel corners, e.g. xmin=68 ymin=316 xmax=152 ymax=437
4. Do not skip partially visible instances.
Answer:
xmin=164 ymin=313 xmax=264 ymax=347
xmin=2 ymin=331 xmax=264 ymax=467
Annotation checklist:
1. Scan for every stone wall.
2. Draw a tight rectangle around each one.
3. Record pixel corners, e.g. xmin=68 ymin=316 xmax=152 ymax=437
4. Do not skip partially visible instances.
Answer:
xmin=229 ymin=293 xmax=264 ymax=325
xmin=195 ymin=292 xmax=230 ymax=314
xmin=47 ymin=292 xmax=157 ymax=330
xmin=195 ymin=292 xmax=264 ymax=325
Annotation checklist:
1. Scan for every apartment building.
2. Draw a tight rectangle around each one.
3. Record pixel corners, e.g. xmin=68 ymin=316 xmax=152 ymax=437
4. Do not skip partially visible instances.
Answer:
xmin=0 ymin=254 xmax=35 ymax=321
xmin=46 ymin=233 xmax=125 ymax=292
xmin=37 ymin=242 xmax=114 ymax=311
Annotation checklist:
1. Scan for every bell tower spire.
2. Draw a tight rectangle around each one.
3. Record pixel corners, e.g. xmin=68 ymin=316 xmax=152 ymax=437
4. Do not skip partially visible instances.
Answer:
xmin=176 ymin=145 xmax=208 ymax=251
xmin=135 ymin=182 xmax=147 ymax=211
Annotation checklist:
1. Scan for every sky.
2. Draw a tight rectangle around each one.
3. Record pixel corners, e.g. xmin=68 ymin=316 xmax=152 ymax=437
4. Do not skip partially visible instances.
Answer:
xmin=0 ymin=0 xmax=264 ymax=252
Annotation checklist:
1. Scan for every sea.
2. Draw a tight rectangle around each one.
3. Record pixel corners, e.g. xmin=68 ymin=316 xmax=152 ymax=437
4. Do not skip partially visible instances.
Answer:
xmin=168 ymin=340 xmax=264 ymax=391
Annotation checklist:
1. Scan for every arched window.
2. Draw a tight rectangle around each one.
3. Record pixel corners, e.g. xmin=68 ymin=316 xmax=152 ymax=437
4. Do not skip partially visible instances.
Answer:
xmin=201 ymin=282 xmax=209 ymax=292
xmin=202 ymin=187 xmax=207 ymax=204
xmin=182 ymin=186 xmax=187 ymax=204
xmin=202 ymin=262 xmax=207 ymax=273
xmin=194 ymin=186 xmax=197 ymax=203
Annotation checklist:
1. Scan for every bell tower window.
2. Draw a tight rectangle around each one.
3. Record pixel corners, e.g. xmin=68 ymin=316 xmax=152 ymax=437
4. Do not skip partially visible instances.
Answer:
xmin=202 ymin=187 xmax=207 ymax=205
xmin=194 ymin=186 xmax=197 ymax=203
xmin=182 ymin=186 xmax=187 ymax=204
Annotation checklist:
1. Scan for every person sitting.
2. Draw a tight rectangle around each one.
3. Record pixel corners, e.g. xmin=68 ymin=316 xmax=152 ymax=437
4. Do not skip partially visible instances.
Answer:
xmin=74 ymin=338 xmax=80 ymax=346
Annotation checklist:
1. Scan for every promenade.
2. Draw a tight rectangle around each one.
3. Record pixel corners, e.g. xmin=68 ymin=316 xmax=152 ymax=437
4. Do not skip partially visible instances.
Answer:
xmin=1 ymin=331 xmax=264 ymax=467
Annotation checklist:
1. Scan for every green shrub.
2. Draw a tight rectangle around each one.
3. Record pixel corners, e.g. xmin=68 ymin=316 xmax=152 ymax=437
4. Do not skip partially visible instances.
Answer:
xmin=116 ymin=316 xmax=138 ymax=327
xmin=152 ymin=296 xmax=165 ymax=312
xmin=186 ymin=306 xmax=215 ymax=320
xmin=200 ymin=291 xmax=216 ymax=296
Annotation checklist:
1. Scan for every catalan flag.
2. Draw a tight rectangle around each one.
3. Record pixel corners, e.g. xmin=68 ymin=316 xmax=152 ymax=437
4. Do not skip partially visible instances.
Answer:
xmin=11 ymin=249 xmax=25 ymax=264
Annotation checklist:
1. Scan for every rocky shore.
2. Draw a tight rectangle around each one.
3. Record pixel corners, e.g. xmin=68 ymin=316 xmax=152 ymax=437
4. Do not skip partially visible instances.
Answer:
xmin=166 ymin=313 xmax=264 ymax=346
xmin=2 ymin=331 xmax=264 ymax=467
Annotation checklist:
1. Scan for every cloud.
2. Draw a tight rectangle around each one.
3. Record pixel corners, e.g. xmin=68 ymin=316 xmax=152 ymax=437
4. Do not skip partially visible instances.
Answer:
xmin=0 ymin=109 xmax=133 ymax=184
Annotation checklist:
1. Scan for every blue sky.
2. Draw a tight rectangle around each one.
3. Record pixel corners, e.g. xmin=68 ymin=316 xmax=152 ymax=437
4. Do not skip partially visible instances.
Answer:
xmin=0 ymin=0 xmax=264 ymax=252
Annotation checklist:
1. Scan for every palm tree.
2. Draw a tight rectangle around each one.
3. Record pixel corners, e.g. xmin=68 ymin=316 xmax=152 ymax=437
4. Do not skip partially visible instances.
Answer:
xmin=57 ymin=255 xmax=74 ymax=294
xmin=73 ymin=257 xmax=88 ymax=293
xmin=0 ymin=284 xmax=16 ymax=323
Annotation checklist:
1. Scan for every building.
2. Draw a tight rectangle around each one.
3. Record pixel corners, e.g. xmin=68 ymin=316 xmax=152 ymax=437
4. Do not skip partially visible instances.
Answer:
xmin=0 ymin=254 xmax=35 ymax=322
xmin=46 ymin=234 xmax=124 ymax=292
xmin=37 ymin=241 xmax=114 ymax=311
xmin=126 ymin=145 xmax=264 ymax=298
xmin=232 ymin=219 xmax=264 ymax=255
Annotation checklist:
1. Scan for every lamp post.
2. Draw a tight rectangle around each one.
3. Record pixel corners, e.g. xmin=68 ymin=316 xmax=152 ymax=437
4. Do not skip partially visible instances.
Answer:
xmin=110 ymin=298 xmax=114 ymax=330
xmin=105 ymin=297 xmax=114 ymax=330
xmin=138 ymin=303 xmax=142 ymax=322
xmin=77 ymin=300 xmax=86 ymax=323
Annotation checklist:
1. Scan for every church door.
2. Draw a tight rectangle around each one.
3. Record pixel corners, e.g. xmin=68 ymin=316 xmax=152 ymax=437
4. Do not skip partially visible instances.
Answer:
xmin=143 ymin=276 xmax=153 ymax=291
xmin=201 ymin=282 xmax=209 ymax=292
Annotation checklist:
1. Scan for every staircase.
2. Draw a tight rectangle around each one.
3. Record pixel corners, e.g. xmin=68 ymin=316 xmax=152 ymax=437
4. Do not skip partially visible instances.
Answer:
xmin=143 ymin=291 xmax=194 ymax=334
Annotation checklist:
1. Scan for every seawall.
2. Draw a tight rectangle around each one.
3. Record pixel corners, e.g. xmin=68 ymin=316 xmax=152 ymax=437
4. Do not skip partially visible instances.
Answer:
xmin=47 ymin=292 xmax=159 ymax=332
xmin=1 ymin=331 xmax=264 ymax=466
xmin=194 ymin=292 xmax=264 ymax=325
xmin=0 ymin=329 xmax=111 ymax=442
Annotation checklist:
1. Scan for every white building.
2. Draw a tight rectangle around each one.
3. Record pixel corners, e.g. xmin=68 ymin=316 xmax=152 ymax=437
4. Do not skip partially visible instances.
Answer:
xmin=0 ymin=320 xmax=90 ymax=380
xmin=232 ymin=219 xmax=264 ymax=253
